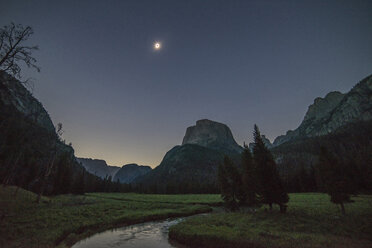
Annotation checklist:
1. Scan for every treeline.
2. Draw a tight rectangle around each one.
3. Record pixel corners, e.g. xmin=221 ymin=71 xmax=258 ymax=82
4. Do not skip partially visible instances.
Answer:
xmin=218 ymin=125 xmax=365 ymax=215
xmin=274 ymin=120 xmax=372 ymax=193
xmin=133 ymin=181 xmax=219 ymax=194
xmin=0 ymin=103 xmax=132 ymax=200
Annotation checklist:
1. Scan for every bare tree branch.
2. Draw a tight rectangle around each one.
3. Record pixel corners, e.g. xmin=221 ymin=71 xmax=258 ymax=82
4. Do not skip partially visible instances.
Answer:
xmin=0 ymin=23 xmax=39 ymax=79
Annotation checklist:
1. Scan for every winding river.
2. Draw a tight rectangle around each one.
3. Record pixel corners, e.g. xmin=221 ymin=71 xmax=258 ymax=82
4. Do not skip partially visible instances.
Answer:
xmin=71 ymin=217 xmax=190 ymax=248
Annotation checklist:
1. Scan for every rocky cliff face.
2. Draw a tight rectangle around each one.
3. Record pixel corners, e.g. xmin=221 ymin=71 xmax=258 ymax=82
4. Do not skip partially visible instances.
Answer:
xmin=0 ymin=71 xmax=55 ymax=132
xmin=134 ymin=119 xmax=242 ymax=193
xmin=0 ymin=71 xmax=75 ymax=158
xmin=273 ymin=74 xmax=372 ymax=146
xmin=76 ymin=158 xmax=120 ymax=179
xmin=182 ymin=119 xmax=243 ymax=153
xmin=113 ymin=164 xmax=151 ymax=183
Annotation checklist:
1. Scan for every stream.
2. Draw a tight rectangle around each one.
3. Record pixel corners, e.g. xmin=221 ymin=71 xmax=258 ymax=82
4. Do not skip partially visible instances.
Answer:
xmin=71 ymin=216 xmax=193 ymax=248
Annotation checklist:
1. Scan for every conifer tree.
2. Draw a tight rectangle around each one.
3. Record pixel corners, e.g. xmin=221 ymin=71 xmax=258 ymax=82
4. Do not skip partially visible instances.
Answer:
xmin=72 ymin=172 xmax=85 ymax=195
xmin=253 ymin=125 xmax=289 ymax=213
xmin=316 ymin=146 xmax=354 ymax=215
xmin=241 ymin=144 xmax=258 ymax=206
xmin=218 ymin=156 xmax=241 ymax=211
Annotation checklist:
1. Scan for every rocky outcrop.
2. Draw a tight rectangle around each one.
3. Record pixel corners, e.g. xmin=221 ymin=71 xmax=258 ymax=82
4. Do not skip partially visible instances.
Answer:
xmin=134 ymin=119 xmax=242 ymax=193
xmin=273 ymin=74 xmax=372 ymax=146
xmin=182 ymin=119 xmax=243 ymax=153
xmin=76 ymin=158 xmax=120 ymax=179
xmin=113 ymin=164 xmax=151 ymax=183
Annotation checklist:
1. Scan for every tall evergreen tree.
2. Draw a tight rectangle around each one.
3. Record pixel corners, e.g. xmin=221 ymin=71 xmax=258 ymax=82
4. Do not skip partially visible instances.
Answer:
xmin=218 ymin=156 xmax=241 ymax=211
xmin=316 ymin=146 xmax=354 ymax=215
xmin=253 ymin=125 xmax=289 ymax=213
xmin=241 ymin=144 xmax=258 ymax=206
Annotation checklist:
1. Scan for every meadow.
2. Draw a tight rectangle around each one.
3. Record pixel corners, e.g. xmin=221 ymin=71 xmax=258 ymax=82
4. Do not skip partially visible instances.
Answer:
xmin=169 ymin=193 xmax=372 ymax=248
xmin=0 ymin=186 xmax=214 ymax=248
xmin=2 ymin=186 xmax=372 ymax=248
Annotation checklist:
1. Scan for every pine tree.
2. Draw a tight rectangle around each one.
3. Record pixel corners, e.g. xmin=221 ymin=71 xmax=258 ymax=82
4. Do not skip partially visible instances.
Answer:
xmin=218 ymin=156 xmax=241 ymax=211
xmin=253 ymin=125 xmax=289 ymax=213
xmin=316 ymin=146 xmax=354 ymax=215
xmin=241 ymin=144 xmax=258 ymax=206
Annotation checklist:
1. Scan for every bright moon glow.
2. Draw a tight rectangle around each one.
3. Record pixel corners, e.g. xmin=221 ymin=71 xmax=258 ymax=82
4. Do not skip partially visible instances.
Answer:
xmin=154 ymin=42 xmax=161 ymax=50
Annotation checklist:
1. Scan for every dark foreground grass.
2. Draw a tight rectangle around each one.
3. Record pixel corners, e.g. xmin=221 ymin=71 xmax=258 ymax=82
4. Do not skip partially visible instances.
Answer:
xmin=0 ymin=186 xmax=213 ymax=248
xmin=169 ymin=193 xmax=372 ymax=248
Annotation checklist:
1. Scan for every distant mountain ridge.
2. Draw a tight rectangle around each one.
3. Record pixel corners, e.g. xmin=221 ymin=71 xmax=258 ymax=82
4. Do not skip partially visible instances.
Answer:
xmin=273 ymin=74 xmax=372 ymax=146
xmin=76 ymin=158 xmax=120 ymax=179
xmin=113 ymin=164 xmax=151 ymax=183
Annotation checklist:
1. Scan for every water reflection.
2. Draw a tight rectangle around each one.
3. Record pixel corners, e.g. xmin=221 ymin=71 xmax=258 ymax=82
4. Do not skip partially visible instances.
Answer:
xmin=72 ymin=218 xmax=188 ymax=248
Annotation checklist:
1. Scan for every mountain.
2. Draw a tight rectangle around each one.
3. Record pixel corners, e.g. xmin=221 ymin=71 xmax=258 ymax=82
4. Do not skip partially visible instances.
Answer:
xmin=134 ymin=119 xmax=243 ymax=193
xmin=271 ymin=74 xmax=372 ymax=193
xmin=0 ymin=70 xmax=74 ymax=157
xmin=76 ymin=158 xmax=120 ymax=179
xmin=182 ymin=119 xmax=243 ymax=153
xmin=272 ymin=120 xmax=372 ymax=192
xmin=113 ymin=164 xmax=151 ymax=183
xmin=0 ymin=71 xmax=83 ymax=194
xmin=273 ymin=74 xmax=372 ymax=146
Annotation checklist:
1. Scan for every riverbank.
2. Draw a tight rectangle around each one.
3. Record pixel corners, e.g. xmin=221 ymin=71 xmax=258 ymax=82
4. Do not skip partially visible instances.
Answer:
xmin=169 ymin=193 xmax=372 ymax=248
xmin=0 ymin=186 xmax=217 ymax=248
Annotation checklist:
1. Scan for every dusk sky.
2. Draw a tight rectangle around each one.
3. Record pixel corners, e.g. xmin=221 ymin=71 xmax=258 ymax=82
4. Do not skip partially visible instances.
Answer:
xmin=1 ymin=0 xmax=371 ymax=167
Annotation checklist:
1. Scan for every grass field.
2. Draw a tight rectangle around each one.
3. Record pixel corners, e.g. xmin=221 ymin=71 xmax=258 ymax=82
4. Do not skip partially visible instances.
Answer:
xmin=0 ymin=186 xmax=214 ymax=248
xmin=2 ymin=187 xmax=372 ymax=248
xmin=88 ymin=192 xmax=222 ymax=205
xmin=169 ymin=193 xmax=372 ymax=248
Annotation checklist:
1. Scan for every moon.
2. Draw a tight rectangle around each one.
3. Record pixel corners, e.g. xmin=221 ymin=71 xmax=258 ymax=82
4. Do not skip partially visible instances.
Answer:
xmin=154 ymin=42 xmax=161 ymax=50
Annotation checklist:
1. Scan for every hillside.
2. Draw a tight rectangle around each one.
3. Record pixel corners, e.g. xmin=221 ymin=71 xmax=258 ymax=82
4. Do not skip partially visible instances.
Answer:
xmin=113 ymin=164 xmax=151 ymax=183
xmin=77 ymin=158 xmax=120 ymax=179
xmin=0 ymin=71 xmax=118 ymax=195
xmin=273 ymin=74 xmax=372 ymax=146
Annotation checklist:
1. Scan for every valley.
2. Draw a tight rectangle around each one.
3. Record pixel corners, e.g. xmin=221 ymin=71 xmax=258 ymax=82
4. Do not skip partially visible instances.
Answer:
xmin=1 ymin=2 xmax=372 ymax=247
xmin=0 ymin=186 xmax=214 ymax=247
xmin=1 ymin=186 xmax=371 ymax=248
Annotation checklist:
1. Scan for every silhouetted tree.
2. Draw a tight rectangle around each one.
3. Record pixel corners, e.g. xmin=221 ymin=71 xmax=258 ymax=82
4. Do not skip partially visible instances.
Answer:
xmin=0 ymin=23 xmax=40 ymax=78
xmin=253 ymin=125 xmax=289 ymax=213
xmin=35 ymin=123 xmax=64 ymax=203
xmin=316 ymin=146 xmax=354 ymax=215
xmin=218 ymin=156 xmax=241 ymax=211
xmin=241 ymin=144 xmax=258 ymax=206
